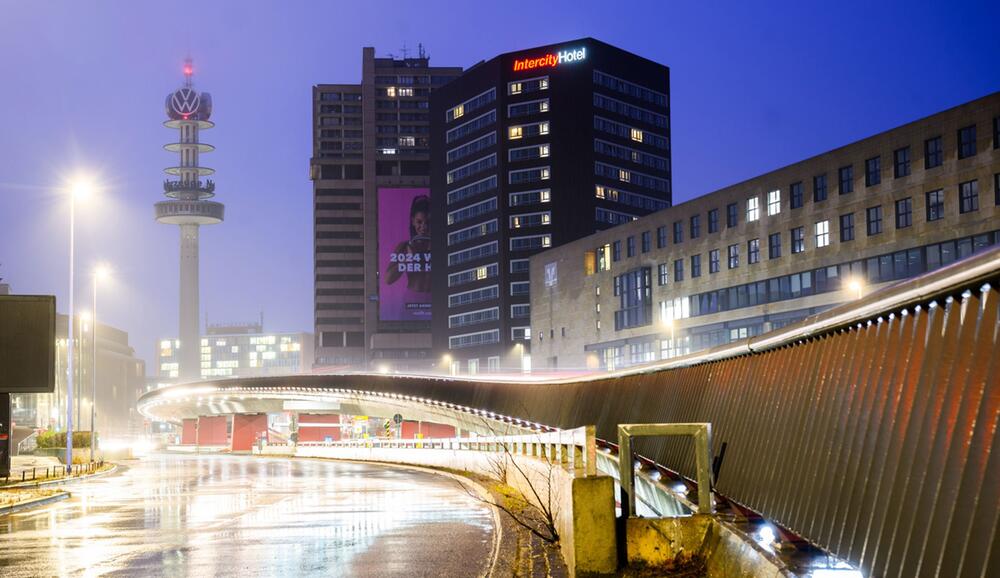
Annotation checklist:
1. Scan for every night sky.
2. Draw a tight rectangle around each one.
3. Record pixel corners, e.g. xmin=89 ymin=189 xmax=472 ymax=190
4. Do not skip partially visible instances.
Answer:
xmin=1 ymin=1 xmax=997 ymax=367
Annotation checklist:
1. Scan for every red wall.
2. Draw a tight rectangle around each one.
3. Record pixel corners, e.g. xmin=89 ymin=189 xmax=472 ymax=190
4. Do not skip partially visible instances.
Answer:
xmin=400 ymin=421 xmax=455 ymax=439
xmin=181 ymin=418 xmax=197 ymax=445
xmin=297 ymin=413 xmax=342 ymax=442
xmin=231 ymin=414 xmax=268 ymax=452
xmin=196 ymin=415 xmax=229 ymax=446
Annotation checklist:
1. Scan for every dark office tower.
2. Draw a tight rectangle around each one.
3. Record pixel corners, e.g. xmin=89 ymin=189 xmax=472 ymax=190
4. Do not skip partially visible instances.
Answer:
xmin=431 ymin=38 xmax=671 ymax=375
xmin=311 ymin=47 xmax=461 ymax=370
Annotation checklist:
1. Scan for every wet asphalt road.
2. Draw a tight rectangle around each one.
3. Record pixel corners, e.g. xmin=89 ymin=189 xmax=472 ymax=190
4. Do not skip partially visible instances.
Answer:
xmin=0 ymin=454 xmax=495 ymax=577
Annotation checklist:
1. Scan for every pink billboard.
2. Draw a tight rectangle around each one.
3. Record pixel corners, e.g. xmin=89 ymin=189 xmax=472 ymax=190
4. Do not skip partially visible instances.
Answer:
xmin=378 ymin=188 xmax=432 ymax=321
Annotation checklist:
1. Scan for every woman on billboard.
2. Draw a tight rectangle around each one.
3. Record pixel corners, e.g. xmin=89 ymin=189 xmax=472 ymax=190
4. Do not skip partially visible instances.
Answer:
xmin=385 ymin=194 xmax=431 ymax=293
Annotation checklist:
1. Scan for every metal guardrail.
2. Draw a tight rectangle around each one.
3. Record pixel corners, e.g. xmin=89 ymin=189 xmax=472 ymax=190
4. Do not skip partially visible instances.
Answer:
xmin=299 ymin=425 xmax=599 ymax=477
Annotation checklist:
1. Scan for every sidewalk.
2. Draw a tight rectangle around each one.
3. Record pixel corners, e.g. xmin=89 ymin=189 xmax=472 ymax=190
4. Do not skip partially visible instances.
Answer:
xmin=6 ymin=455 xmax=64 ymax=483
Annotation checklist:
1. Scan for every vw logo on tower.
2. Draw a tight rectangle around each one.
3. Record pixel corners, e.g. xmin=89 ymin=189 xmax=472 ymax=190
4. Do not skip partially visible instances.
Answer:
xmin=170 ymin=88 xmax=201 ymax=118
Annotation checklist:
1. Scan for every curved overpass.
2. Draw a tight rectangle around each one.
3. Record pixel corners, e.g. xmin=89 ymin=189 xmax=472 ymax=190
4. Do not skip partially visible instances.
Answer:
xmin=139 ymin=248 xmax=1000 ymax=578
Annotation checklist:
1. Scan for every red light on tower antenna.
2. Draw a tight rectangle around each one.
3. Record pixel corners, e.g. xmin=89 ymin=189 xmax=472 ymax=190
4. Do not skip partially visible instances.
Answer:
xmin=184 ymin=64 xmax=193 ymax=76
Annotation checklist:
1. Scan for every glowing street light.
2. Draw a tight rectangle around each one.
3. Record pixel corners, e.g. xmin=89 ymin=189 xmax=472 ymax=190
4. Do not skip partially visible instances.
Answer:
xmin=441 ymin=354 xmax=453 ymax=376
xmin=64 ymin=175 xmax=97 ymax=472
xmin=847 ymin=279 xmax=864 ymax=300
xmin=661 ymin=315 xmax=676 ymax=359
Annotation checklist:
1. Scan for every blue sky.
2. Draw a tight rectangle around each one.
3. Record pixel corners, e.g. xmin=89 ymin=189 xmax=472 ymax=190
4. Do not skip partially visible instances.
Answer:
xmin=1 ymin=0 xmax=997 ymax=366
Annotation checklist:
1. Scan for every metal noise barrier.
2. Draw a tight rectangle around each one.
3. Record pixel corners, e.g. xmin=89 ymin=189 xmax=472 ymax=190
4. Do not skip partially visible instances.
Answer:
xmin=621 ymin=281 xmax=998 ymax=578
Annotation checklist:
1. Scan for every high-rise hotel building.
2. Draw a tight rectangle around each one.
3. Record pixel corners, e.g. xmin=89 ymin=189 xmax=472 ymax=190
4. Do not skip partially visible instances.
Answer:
xmin=310 ymin=47 xmax=460 ymax=370
xmin=431 ymin=38 xmax=671 ymax=374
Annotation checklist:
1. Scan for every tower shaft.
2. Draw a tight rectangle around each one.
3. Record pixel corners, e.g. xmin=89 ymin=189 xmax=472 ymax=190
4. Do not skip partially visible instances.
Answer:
xmin=179 ymin=223 xmax=200 ymax=381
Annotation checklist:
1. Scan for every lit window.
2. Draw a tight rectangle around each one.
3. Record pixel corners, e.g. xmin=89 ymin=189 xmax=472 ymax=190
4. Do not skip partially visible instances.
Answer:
xmin=398 ymin=87 xmax=413 ymax=97
xmin=619 ymin=169 xmax=631 ymax=182
xmin=509 ymin=126 xmax=523 ymax=139
xmin=630 ymin=128 xmax=643 ymax=142
xmin=767 ymin=189 xmax=780 ymax=215
xmin=747 ymin=197 xmax=760 ymax=221
xmin=815 ymin=220 xmax=830 ymax=247
xmin=509 ymin=82 xmax=522 ymax=95
xmin=539 ymin=122 xmax=550 ymax=135
xmin=386 ymin=87 xmax=396 ymax=97
xmin=452 ymin=103 xmax=464 ymax=119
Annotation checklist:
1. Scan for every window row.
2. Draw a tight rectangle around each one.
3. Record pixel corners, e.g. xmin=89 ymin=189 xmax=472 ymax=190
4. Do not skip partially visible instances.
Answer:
xmin=446 ymin=132 xmax=497 ymax=164
xmin=595 ymin=185 xmax=669 ymax=211
xmin=446 ymin=154 xmax=497 ymax=184
xmin=593 ymin=116 xmax=669 ymax=150
xmin=448 ymin=263 xmax=498 ymax=288
xmin=446 ymin=110 xmax=496 ymax=144
xmin=593 ymin=93 xmax=668 ymax=128
xmin=594 ymin=139 xmax=670 ymax=171
xmin=447 ymin=196 xmax=497 ymax=226
xmin=446 ymin=88 xmax=497 ymax=123
xmin=447 ymin=175 xmax=497 ymax=206
xmin=593 ymin=70 xmax=668 ymax=107
xmin=595 ymin=162 xmax=670 ymax=193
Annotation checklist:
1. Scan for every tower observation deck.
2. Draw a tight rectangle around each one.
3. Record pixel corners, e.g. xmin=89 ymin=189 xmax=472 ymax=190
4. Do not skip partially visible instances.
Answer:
xmin=155 ymin=59 xmax=224 ymax=381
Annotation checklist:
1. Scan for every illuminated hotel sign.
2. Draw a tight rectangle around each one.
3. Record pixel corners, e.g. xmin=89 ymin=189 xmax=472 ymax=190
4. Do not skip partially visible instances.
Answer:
xmin=512 ymin=47 xmax=587 ymax=72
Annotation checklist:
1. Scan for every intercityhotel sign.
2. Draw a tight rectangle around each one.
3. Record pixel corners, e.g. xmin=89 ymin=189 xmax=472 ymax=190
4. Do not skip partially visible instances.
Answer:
xmin=512 ymin=46 xmax=587 ymax=72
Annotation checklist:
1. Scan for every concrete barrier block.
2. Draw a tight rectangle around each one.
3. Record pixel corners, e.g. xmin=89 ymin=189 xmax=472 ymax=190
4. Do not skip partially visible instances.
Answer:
xmin=571 ymin=476 xmax=617 ymax=575
xmin=626 ymin=515 xmax=712 ymax=569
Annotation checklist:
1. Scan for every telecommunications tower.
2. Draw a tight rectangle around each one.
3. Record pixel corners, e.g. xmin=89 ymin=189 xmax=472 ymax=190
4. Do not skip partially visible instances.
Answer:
xmin=154 ymin=58 xmax=224 ymax=381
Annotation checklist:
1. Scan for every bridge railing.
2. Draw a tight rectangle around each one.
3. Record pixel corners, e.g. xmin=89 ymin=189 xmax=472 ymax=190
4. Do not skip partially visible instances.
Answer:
xmin=298 ymin=425 xmax=600 ymax=477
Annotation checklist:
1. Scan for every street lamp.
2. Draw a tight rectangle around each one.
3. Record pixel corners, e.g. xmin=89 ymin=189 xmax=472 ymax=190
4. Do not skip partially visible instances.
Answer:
xmin=847 ymin=279 xmax=864 ymax=300
xmin=662 ymin=315 xmax=675 ymax=359
xmin=65 ymin=179 xmax=93 ymax=472
xmin=441 ymin=354 xmax=453 ymax=376
xmin=90 ymin=263 xmax=111 ymax=463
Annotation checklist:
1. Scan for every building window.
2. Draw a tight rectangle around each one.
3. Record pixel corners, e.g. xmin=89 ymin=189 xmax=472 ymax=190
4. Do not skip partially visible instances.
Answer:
xmin=840 ymin=213 xmax=855 ymax=242
xmin=866 ymin=206 xmax=883 ymax=236
xmin=690 ymin=215 xmax=701 ymax=239
xmin=959 ymin=180 xmax=979 ymax=213
xmin=925 ymin=136 xmax=943 ymax=169
xmin=708 ymin=208 xmax=719 ymax=233
xmin=839 ymin=165 xmax=854 ymax=194
xmin=790 ymin=182 xmax=803 ymax=209
xmin=641 ymin=230 xmax=651 ymax=253
xmin=791 ymin=227 xmax=804 ymax=253
xmin=895 ymin=197 xmax=912 ymax=229
xmin=746 ymin=196 xmax=760 ymax=222
xmin=674 ymin=259 xmax=684 ymax=282
xmin=815 ymin=220 xmax=830 ymax=248
xmin=813 ymin=174 xmax=828 ymax=202
xmin=709 ymin=249 xmax=720 ymax=273
xmin=865 ymin=156 xmax=881 ymax=186
xmin=767 ymin=189 xmax=781 ymax=215
xmin=658 ymin=263 xmax=668 ymax=285
xmin=673 ymin=220 xmax=683 ymax=244
xmin=958 ymin=125 xmax=976 ymax=159
xmin=768 ymin=232 xmax=781 ymax=259
xmin=726 ymin=203 xmax=738 ymax=228
xmin=691 ymin=254 xmax=701 ymax=278
xmin=727 ymin=244 xmax=739 ymax=269
xmin=926 ymin=189 xmax=945 ymax=221
xmin=614 ymin=268 xmax=653 ymax=331
xmin=626 ymin=236 xmax=636 ymax=257
xmin=894 ymin=147 xmax=911 ymax=178
xmin=656 ymin=225 xmax=667 ymax=248
xmin=612 ymin=240 xmax=621 ymax=261
xmin=748 ymin=238 xmax=760 ymax=264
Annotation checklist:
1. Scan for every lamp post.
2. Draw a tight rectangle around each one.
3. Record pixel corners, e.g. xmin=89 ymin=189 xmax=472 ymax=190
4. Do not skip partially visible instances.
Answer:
xmin=90 ymin=264 xmax=110 ymax=463
xmin=66 ymin=180 xmax=92 ymax=473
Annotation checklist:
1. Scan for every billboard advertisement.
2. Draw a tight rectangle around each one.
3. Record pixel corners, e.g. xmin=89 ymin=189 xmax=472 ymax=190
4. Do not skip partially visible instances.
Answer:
xmin=378 ymin=188 xmax=432 ymax=321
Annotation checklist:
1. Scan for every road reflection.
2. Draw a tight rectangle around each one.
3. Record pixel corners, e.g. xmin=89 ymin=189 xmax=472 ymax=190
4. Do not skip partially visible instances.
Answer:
xmin=0 ymin=454 xmax=494 ymax=577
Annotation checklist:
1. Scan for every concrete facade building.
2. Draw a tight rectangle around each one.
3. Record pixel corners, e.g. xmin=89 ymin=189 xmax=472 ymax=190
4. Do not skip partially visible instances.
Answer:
xmin=431 ymin=38 xmax=671 ymax=375
xmin=12 ymin=313 xmax=146 ymax=439
xmin=531 ymin=92 xmax=1000 ymax=370
xmin=157 ymin=322 xmax=313 ymax=381
xmin=310 ymin=47 xmax=461 ymax=371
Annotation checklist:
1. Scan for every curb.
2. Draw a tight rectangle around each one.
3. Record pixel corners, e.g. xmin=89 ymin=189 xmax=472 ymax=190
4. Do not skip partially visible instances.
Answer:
xmin=1 ymin=464 xmax=119 ymax=490
xmin=0 ymin=491 xmax=71 ymax=516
